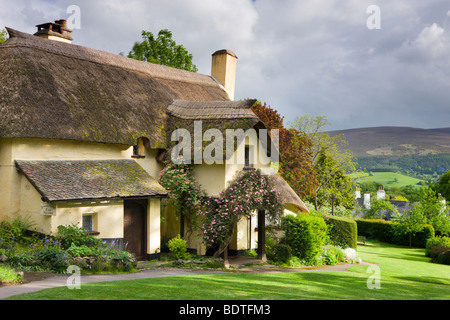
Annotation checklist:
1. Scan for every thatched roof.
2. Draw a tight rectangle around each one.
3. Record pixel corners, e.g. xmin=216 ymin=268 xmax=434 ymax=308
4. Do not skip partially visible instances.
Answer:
xmin=167 ymin=100 xmax=259 ymax=120
xmin=0 ymin=28 xmax=229 ymax=148
xmin=15 ymin=160 xmax=167 ymax=202
xmin=163 ymin=99 xmax=265 ymax=162
xmin=269 ymin=173 xmax=309 ymax=213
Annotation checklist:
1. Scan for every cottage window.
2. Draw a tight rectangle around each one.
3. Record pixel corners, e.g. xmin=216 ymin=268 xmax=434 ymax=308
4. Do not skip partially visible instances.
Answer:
xmin=82 ymin=214 xmax=94 ymax=232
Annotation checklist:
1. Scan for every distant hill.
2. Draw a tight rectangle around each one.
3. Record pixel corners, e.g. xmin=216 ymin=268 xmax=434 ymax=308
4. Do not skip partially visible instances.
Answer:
xmin=327 ymin=126 xmax=450 ymax=157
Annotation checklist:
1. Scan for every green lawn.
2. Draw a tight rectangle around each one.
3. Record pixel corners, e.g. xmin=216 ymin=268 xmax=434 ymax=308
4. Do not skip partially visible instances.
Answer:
xmin=4 ymin=242 xmax=450 ymax=300
xmin=352 ymin=172 xmax=424 ymax=188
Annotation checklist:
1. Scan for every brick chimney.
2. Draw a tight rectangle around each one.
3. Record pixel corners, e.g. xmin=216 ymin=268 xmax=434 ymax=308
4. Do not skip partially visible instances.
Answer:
xmin=34 ymin=19 xmax=73 ymax=43
xmin=211 ymin=49 xmax=238 ymax=100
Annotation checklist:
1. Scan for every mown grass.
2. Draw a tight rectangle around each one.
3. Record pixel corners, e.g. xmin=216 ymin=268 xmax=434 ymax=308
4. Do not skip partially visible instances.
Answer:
xmin=4 ymin=242 xmax=449 ymax=300
xmin=352 ymin=172 xmax=424 ymax=188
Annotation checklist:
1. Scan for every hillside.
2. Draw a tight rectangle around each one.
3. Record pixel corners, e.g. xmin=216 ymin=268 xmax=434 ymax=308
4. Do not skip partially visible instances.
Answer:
xmin=327 ymin=126 xmax=450 ymax=157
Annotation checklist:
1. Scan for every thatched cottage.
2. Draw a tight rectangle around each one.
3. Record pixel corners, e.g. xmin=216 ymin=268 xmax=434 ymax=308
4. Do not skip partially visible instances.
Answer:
xmin=0 ymin=20 xmax=308 ymax=260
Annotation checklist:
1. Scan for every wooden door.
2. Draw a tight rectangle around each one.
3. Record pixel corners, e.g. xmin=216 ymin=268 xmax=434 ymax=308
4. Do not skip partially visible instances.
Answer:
xmin=124 ymin=200 xmax=147 ymax=260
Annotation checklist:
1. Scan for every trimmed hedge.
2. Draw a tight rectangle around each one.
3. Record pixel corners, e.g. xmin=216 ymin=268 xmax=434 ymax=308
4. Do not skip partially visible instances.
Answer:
xmin=354 ymin=219 xmax=434 ymax=248
xmin=437 ymin=251 xmax=450 ymax=265
xmin=281 ymin=214 xmax=327 ymax=264
xmin=324 ymin=216 xmax=357 ymax=249
xmin=426 ymin=236 xmax=450 ymax=261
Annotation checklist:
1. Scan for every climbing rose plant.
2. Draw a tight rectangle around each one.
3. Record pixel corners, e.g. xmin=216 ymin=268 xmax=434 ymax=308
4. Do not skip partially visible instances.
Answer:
xmin=158 ymin=162 xmax=206 ymax=236
xmin=199 ymin=169 xmax=283 ymax=257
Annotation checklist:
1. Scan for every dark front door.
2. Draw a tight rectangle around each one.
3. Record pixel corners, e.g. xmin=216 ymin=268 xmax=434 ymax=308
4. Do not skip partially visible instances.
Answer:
xmin=124 ymin=199 xmax=148 ymax=260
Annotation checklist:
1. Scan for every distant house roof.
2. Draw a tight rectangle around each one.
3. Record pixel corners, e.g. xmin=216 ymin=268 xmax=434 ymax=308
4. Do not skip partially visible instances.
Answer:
xmin=15 ymin=160 xmax=167 ymax=202
xmin=0 ymin=28 xmax=230 ymax=148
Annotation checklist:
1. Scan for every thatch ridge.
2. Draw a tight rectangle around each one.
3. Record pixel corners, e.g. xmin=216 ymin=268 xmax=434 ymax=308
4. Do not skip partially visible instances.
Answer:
xmin=3 ymin=28 xmax=220 ymax=87
xmin=167 ymin=99 xmax=259 ymax=119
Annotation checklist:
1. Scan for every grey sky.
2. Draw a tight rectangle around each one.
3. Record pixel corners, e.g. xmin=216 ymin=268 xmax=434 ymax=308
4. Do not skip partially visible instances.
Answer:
xmin=2 ymin=0 xmax=450 ymax=130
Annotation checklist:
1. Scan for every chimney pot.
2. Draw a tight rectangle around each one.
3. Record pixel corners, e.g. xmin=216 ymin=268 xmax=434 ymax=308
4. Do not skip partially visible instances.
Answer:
xmin=211 ymin=49 xmax=238 ymax=100
xmin=34 ymin=19 xmax=73 ymax=43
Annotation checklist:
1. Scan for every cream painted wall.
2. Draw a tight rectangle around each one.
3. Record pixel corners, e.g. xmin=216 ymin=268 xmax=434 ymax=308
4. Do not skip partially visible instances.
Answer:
xmin=0 ymin=138 xmax=161 ymax=219
xmin=55 ymin=200 xmax=124 ymax=237
xmin=0 ymin=138 xmax=163 ymax=252
xmin=192 ymin=163 xmax=225 ymax=196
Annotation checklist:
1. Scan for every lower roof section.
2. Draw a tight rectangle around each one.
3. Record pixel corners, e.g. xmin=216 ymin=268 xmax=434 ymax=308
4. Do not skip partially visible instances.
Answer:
xmin=15 ymin=159 xmax=167 ymax=203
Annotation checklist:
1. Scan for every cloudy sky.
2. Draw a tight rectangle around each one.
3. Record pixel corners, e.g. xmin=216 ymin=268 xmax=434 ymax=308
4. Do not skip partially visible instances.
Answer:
xmin=2 ymin=0 xmax=450 ymax=131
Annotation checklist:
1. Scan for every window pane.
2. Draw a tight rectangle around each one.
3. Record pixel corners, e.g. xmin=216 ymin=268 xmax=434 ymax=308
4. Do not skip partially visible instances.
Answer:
xmin=83 ymin=215 xmax=93 ymax=232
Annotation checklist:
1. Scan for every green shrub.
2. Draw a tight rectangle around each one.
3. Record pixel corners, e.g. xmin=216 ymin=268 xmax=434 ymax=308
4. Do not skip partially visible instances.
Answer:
xmin=354 ymin=219 xmax=396 ymax=242
xmin=426 ymin=236 xmax=450 ymax=259
xmin=281 ymin=214 xmax=327 ymax=265
xmin=37 ymin=247 xmax=69 ymax=273
xmin=167 ymin=235 xmax=190 ymax=260
xmin=0 ymin=216 xmax=36 ymax=247
xmin=354 ymin=218 xmax=434 ymax=248
xmin=55 ymin=224 xmax=103 ymax=249
xmin=320 ymin=246 xmax=344 ymax=265
xmin=66 ymin=243 xmax=100 ymax=258
xmin=437 ymin=250 xmax=450 ymax=265
xmin=392 ymin=223 xmax=435 ymax=248
xmin=0 ymin=265 xmax=23 ymax=285
xmin=272 ymin=243 xmax=292 ymax=264
xmin=325 ymin=216 xmax=357 ymax=249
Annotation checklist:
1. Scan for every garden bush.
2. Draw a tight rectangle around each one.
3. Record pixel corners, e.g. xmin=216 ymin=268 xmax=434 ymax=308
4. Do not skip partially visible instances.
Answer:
xmin=281 ymin=214 xmax=328 ymax=265
xmin=37 ymin=247 xmax=69 ymax=273
xmin=0 ymin=265 xmax=23 ymax=285
xmin=271 ymin=243 xmax=292 ymax=264
xmin=55 ymin=224 xmax=103 ymax=249
xmin=324 ymin=216 xmax=357 ymax=249
xmin=425 ymin=236 xmax=450 ymax=259
xmin=167 ymin=235 xmax=190 ymax=260
xmin=320 ymin=246 xmax=344 ymax=265
xmin=437 ymin=250 xmax=450 ymax=265
xmin=0 ymin=218 xmax=136 ymax=274
xmin=354 ymin=218 xmax=434 ymax=248
xmin=0 ymin=216 xmax=36 ymax=248
xmin=66 ymin=243 xmax=101 ymax=258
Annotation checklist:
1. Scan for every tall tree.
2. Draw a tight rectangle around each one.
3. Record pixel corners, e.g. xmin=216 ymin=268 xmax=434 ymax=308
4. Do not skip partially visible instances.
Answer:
xmin=395 ymin=203 xmax=427 ymax=247
xmin=315 ymin=150 xmax=355 ymax=210
xmin=289 ymin=115 xmax=357 ymax=173
xmin=434 ymin=170 xmax=450 ymax=202
xmin=289 ymin=115 xmax=357 ymax=210
xmin=251 ymin=101 xmax=318 ymax=199
xmin=128 ymin=29 xmax=198 ymax=72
